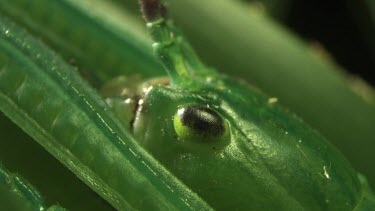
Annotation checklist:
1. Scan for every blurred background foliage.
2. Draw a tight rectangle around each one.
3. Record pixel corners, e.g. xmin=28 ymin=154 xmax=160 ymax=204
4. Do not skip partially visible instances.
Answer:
xmin=262 ymin=0 xmax=375 ymax=86
xmin=246 ymin=0 xmax=375 ymax=183
xmin=113 ymin=0 xmax=375 ymax=86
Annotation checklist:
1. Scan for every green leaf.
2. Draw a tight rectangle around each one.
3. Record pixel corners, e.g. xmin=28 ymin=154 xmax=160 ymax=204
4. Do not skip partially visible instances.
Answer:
xmin=0 ymin=14 xmax=211 ymax=210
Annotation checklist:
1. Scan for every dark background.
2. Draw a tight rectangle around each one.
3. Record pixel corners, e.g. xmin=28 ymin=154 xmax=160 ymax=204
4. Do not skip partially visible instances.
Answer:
xmin=284 ymin=0 xmax=375 ymax=85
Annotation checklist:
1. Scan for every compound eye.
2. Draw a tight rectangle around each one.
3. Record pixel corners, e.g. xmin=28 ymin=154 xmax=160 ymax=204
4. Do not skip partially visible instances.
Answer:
xmin=173 ymin=105 xmax=230 ymax=150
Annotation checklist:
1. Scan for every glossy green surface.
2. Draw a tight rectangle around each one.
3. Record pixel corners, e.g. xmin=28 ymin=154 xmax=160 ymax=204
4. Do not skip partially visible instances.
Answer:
xmin=0 ymin=0 xmax=164 ymax=86
xmin=1 ymin=0 xmax=374 ymax=184
xmin=0 ymin=0 xmax=374 ymax=210
xmin=0 ymin=111 xmax=113 ymax=211
xmin=133 ymin=76 xmax=360 ymax=209
xmin=165 ymin=0 xmax=375 ymax=184
xmin=0 ymin=14 xmax=210 ymax=210
xmin=126 ymin=5 xmax=373 ymax=208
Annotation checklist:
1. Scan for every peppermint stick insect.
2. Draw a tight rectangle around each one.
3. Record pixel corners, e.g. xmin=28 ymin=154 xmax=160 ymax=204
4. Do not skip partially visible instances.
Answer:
xmin=0 ymin=0 xmax=374 ymax=210
xmin=120 ymin=0 xmax=374 ymax=209
xmin=2 ymin=1 xmax=374 ymax=184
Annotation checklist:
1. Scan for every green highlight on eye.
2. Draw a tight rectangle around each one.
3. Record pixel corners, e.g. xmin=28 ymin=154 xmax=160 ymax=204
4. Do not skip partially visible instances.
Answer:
xmin=173 ymin=105 xmax=230 ymax=151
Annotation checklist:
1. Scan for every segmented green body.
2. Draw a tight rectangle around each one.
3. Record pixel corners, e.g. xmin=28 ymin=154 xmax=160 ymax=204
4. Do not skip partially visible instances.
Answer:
xmin=0 ymin=0 xmax=374 ymax=210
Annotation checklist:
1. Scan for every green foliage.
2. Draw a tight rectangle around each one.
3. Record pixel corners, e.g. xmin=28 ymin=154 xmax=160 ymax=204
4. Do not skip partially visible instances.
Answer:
xmin=0 ymin=0 xmax=374 ymax=210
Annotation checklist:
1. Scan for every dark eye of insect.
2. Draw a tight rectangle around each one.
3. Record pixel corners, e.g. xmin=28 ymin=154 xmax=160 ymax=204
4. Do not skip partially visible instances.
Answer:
xmin=173 ymin=105 xmax=229 ymax=143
